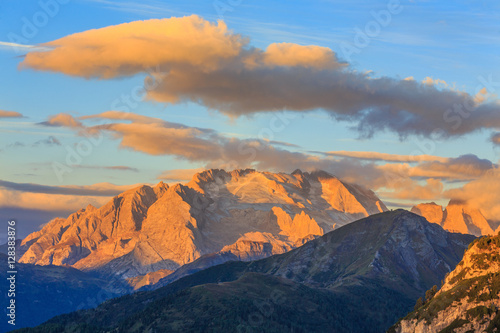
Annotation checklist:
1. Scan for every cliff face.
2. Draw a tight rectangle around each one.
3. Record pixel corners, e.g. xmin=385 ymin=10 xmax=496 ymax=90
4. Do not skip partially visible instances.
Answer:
xmin=19 ymin=169 xmax=387 ymax=280
xmin=391 ymin=233 xmax=500 ymax=333
xmin=411 ymin=200 xmax=494 ymax=236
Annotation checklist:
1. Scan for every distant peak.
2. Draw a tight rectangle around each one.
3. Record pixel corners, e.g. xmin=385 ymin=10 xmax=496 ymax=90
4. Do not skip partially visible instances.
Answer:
xmin=155 ymin=181 xmax=168 ymax=188
xmin=85 ymin=204 xmax=96 ymax=212
xmin=291 ymin=169 xmax=303 ymax=175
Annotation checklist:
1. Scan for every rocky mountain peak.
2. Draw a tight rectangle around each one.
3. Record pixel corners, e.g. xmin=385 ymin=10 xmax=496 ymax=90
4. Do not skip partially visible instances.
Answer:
xmin=18 ymin=169 xmax=388 ymax=283
xmin=411 ymin=200 xmax=494 ymax=236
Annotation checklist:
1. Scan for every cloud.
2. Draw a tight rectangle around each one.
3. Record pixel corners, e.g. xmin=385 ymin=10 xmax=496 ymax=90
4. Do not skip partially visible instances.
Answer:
xmin=41 ymin=111 xmax=496 ymax=188
xmin=0 ymin=41 xmax=35 ymax=49
xmin=0 ymin=110 xmax=23 ymax=118
xmin=379 ymin=178 xmax=444 ymax=201
xmin=421 ymin=76 xmax=448 ymax=88
xmin=6 ymin=142 xmax=25 ymax=148
xmin=322 ymin=151 xmax=449 ymax=163
xmin=20 ymin=15 xmax=245 ymax=79
xmin=40 ymin=111 xmax=500 ymax=215
xmin=40 ymin=112 xmax=386 ymax=183
xmin=261 ymin=43 xmax=345 ymax=69
xmin=21 ymin=15 xmax=500 ymax=140
xmin=76 ymin=165 xmax=139 ymax=172
xmin=408 ymin=154 xmax=495 ymax=180
xmin=0 ymin=181 xmax=142 ymax=215
xmin=39 ymin=113 xmax=83 ymax=127
xmin=33 ymin=136 xmax=61 ymax=146
xmin=0 ymin=180 xmax=134 ymax=196
xmin=157 ymin=168 xmax=205 ymax=182
xmin=0 ymin=188 xmax=111 ymax=213
xmin=491 ymin=132 xmax=500 ymax=145
xmin=445 ymin=168 xmax=500 ymax=221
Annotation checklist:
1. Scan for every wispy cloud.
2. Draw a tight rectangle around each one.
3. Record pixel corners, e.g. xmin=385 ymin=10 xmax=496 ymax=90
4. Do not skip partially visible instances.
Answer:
xmin=320 ymin=151 xmax=449 ymax=163
xmin=0 ymin=180 xmax=131 ymax=196
xmin=83 ymin=0 xmax=185 ymax=16
xmin=0 ymin=41 xmax=53 ymax=53
xmin=33 ymin=136 xmax=61 ymax=146
xmin=76 ymin=165 xmax=140 ymax=172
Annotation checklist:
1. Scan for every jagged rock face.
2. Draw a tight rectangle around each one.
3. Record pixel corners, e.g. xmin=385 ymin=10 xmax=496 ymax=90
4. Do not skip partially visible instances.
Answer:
xmin=411 ymin=200 xmax=494 ymax=236
xmin=391 ymin=233 xmax=500 ymax=333
xmin=19 ymin=169 xmax=387 ymax=280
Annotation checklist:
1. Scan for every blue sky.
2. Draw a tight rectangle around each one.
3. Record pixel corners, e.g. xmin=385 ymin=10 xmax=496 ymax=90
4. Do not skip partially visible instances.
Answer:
xmin=1 ymin=0 xmax=500 ymax=238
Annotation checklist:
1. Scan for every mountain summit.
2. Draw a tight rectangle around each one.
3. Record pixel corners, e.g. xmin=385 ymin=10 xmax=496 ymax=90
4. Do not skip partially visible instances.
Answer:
xmin=411 ymin=200 xmax=494 ymax=236
xmin=18 ymin=169 xmax=387 ymax=282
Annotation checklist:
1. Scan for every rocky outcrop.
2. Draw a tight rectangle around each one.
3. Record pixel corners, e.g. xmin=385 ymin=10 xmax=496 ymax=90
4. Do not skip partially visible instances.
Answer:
xmin=126 ymin=269 xmax=174 ymax=290
xmin=19 ymin=169 xmax=387 ymax=281
xmin=411 ymin=200 xmax=494 ymax=236
xmin=391 ymin=233 xmax=500 ymax=333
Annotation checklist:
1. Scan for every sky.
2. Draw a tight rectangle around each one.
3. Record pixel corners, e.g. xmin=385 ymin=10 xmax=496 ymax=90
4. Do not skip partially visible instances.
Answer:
xmin=1 ymin=0 xmax=500 ymax=240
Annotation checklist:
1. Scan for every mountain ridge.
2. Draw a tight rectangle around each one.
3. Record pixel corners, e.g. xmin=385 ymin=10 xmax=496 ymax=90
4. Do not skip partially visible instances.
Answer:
xmin=18 ymin=168 xmax=387 ymax=284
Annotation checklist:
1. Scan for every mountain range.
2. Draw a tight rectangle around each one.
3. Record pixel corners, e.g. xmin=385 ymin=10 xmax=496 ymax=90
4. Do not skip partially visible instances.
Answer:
xmin=14 ymin=210 xmax=474 ymax=333
xmin=9 ymin=169 xmax=498 ymax=332
xmin=17 ymin=169 xmax=387 ymax=286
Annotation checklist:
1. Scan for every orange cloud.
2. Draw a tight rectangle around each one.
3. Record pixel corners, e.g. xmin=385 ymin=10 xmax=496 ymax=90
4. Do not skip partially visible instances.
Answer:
xmin=262 ymin=43 xmax=344 ymax=69
xmin=0 ymin=110 xmax=23 ymax=118
xmin=41 ymin=113 xmax=82 ymax=127
xmin=407 ymin=154 xmax=494 ymax=180
xmin=157 ymin=168 xmax=205 ymax=182
xmin=0 ymin=182 xmax=139 ymax=212
xmin=421 ymin=76 xmax=448 ymax=88
xmin=324 ymin=151 xmax=449 ymax=163
xmin=21 ymin=15 xmax=244 ymax=79
xmin=445 ymin=169 xmax=500 ymax=221
xmin=379 ymin=178 xmax=444 ymax=201
xmin=0 ymin=189 xmax=110 ymax=212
